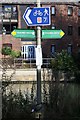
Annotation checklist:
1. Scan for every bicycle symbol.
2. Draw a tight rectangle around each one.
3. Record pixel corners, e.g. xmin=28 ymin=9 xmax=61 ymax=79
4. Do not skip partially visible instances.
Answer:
xmin=33 ymin=10 xmax=43 ymax=16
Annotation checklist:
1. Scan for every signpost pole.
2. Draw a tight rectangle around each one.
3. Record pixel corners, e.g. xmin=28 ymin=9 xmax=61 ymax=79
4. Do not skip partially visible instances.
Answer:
xmin=36 ymin=0 xmax=42 ymax=104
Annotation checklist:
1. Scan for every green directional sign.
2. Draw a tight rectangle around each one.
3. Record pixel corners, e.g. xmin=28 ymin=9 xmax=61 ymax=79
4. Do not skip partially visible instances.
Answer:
xmin=11 ymin=29 xmax=35 ymax=39
xmin=42 ymin=30 xmax=65 ymax=39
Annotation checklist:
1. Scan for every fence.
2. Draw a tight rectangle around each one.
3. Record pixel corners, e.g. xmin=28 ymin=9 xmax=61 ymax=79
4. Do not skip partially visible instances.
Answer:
xmin=0 ymin=58 xmax=52 ymax=69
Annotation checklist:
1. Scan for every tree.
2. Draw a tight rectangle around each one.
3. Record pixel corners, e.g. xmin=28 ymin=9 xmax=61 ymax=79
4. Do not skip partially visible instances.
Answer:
xmin=50 ymin=50 xmax=78 ymax=81
xmin=51 ymin=50 xmax=76 ymax=71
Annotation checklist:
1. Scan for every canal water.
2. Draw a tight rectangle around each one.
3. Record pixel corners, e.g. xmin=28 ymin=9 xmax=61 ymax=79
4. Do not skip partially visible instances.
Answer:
xmin=3 ymin=82 xmax=80 ymax=120
xmin=43 ymin=82 xmax=80 ymax=120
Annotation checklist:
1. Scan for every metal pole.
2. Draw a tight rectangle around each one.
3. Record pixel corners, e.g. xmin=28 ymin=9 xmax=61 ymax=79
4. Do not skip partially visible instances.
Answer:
xmin=36 ymin=0 xmax=42 ymax=104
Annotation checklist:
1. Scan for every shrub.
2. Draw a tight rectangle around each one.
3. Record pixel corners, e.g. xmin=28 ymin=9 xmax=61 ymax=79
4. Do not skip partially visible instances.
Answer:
xmin=2 ymin=47 xmax=11 ymax=56
xmin=10 ymin=50 xmax=21 ymax=58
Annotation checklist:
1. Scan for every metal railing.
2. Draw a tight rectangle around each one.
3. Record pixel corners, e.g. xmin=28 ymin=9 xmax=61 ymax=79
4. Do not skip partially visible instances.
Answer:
xmin=0 ymin=58 xmax=53 ymax=69
xmin=14 ymin=58 xmax=52 ymax=68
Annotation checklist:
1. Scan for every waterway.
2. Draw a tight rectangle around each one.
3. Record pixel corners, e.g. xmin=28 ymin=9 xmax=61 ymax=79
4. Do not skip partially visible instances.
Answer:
xmin=3 ymin=82 xmax=80 ymax=120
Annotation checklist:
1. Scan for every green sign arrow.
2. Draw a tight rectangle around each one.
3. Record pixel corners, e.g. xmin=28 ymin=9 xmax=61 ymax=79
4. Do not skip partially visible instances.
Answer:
xmin=11 ymin=29 xmax=35 ymax=39
xmin=42 ymin=30 xmax=65 ymax=39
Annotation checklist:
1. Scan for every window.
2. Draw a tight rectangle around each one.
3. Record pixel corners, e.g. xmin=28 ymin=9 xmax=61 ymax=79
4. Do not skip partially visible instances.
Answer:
xmin=12 ymin=6 xmax=17 ymax=19
xmin=3 ymin=24 xmax=10 ymax=34
xmin=4 ymin=5 xmax=11 ymax=12
xmin=51 ymin=7 xmax=56 ymax=15
xmin=2 ymin=5 xmax=17 ymax=19
xmin=78 ymin=8 xmax=80 ymax=16
xmin=68 ymin=7 xmax=73 ymax=16
xmin=67 ymin=44 xmax=72 ymax=54
xmin=21 ymin=45 xmax=35 ymax=59
xmin=4 ymin=5 xmax=11 ymax=18
xmin=13 ymin=6 xmax=17 ymax=12
xmin=68 ymin=26 xmax=73 ymax=35
xmin=3 ymin=43 xmax=12 ymax=49
xmin=51 ymin=44 xmax=55 ymax=56
xmin=2 ymin=23 xmax=18 ymax=34
xmin=11 ymin=23 xmax=18 ymax=32
xmin=78 ymin=27 xmax=80 ymax=36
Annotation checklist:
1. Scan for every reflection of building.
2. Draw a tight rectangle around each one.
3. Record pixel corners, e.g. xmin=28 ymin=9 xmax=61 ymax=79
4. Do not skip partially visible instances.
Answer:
xmin=1 ymin=2 xmax=80 ymax=58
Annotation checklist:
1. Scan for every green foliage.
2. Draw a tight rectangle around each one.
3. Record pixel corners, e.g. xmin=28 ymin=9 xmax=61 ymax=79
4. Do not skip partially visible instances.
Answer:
xmin=10 ymin=50 xmax=21 ymax=58
xmin=44 ymin=83 xmax=80 ymax=120
xmin=50 ymin=50 xmax=77 ymax=72
xmin=2 ymin=47 xmax=11 ymax=55
xmin=1 ymin=47 xmax=21 ymax=58
xmin=2 ymin=90 xmax=33 ymax=120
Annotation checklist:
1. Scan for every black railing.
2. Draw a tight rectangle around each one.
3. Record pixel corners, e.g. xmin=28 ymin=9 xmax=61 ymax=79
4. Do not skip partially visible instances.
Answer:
xmin=0 ymin=58 xmax=53 ymax=69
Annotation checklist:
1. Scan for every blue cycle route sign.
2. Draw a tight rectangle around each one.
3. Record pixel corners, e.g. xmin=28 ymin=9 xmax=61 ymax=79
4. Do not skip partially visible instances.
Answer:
xmin=23 ymin=7 xmax=51 ymax=26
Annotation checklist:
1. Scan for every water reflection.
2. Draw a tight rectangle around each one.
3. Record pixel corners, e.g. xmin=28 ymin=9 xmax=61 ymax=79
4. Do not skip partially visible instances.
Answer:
xmin=44 ymin=83 xmax=80 ymax=120
xmin=4 ymin=82 xmax=80 ymax=120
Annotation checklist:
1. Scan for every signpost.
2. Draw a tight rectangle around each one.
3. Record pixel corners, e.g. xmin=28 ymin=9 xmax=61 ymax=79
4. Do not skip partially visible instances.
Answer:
xmin=23 ymin=7 xmax=50 ymax=26
xmin=11 ymin=29 xmax=35 ymax=39
xmin=42 ymin=30 xmax=65 ymax=39
xmin=11 ymin=3 xmax=65 ymax=107
xmin=11 ymin=29 xmax=65 ymax=39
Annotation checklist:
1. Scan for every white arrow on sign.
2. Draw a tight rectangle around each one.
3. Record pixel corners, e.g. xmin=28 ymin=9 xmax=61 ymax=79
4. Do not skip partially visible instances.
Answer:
xmin=23 ymin=8 xmax=32 ymax=25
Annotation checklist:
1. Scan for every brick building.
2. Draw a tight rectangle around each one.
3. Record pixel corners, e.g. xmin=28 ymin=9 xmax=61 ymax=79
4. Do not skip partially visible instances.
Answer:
xmin=0 ymin=2 xmax=80 ymax=59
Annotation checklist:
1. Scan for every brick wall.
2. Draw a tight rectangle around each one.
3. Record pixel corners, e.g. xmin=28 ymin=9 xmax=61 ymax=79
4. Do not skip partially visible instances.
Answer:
xmin=42 ymin=4 xmax=80 ymax=57
xmin=2 ymin=35 xmax=21 ymax=51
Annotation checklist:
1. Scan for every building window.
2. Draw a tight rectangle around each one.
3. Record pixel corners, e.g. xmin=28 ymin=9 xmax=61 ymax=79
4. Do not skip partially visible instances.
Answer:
xmin=21 ymin=45 xmax=36 ymax=59
xmin=2 ymin=24 xmax=10 ymax=34
xmin=51 ymin=44 xmax=55 ymax=56
xmin=2 ymin=5 xmax=17 ymax=19
xmin=51 ymin=7 xmax=56 ymax=15
xmin=78 ymin=27 xmax=80 ymax=36
xmin=4 ymin=5 xmax=12 ymax=19
xmin=2 ymin=23 xmax=18 ymax=34
xmin=67 ymin=44 xmax=72 ymax=54
xmin=68 ymin=26 xmax=73 ymax=35
xmin=12 ymin=6 xmax=17 ymax=19
xmin=3 ymin=43 xmax=12 ymax=49
xmin=11 ymin=23 xmax=18 ymax=31
xmin=68 ymin=7 xmax=73 ymax=16
xmin=78 ymin=8 xmax=80 ymax=16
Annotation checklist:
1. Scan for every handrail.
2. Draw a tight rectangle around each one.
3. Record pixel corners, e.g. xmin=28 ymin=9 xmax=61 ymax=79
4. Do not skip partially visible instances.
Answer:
xmin=0 ymin=58 xmax=53 ymax=69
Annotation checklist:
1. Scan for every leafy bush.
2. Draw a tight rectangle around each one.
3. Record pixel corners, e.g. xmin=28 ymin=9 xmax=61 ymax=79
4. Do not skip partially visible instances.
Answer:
xmin=2 ymin=91 xmax=34 ymax=120
xmin=50 ymin=50 xmax=77 ymax=72
xmin=10 ymin=50 xmax=21 ymax=58
xmin=2 ymin=47 xmax=11 ymax=56
xmin=1 ymin=47 xmax=21 ymax=58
